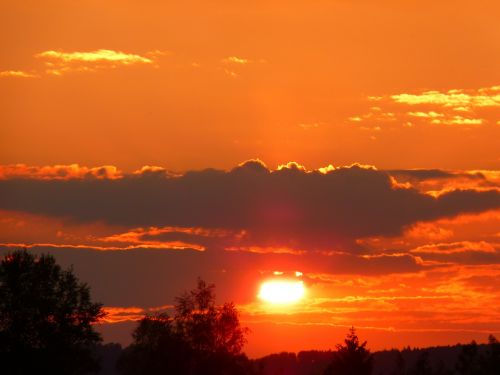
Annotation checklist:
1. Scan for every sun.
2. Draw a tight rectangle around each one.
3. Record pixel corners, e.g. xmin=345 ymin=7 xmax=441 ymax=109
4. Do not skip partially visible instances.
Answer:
xmin=258 ymin=280 xmax=305 ymax=304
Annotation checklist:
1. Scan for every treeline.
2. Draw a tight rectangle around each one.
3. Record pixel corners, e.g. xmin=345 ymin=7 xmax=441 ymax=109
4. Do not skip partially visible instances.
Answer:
xmin=1 ymin=250 xmax=499 ymax=375
xmin=92 ymin=333 xmax=500 ymax=375
xmin=252 ymin=338 xmax=500 ymax=375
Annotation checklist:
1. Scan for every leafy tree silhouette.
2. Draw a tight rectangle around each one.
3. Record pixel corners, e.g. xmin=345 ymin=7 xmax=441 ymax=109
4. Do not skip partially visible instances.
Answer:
xmin=117 ymin=313 xmax=193 ymax=374
xmin=118 ymin=278 xmax=253 ymax=375
xmin=324 ymin=327 xmax=373 ymax=375
xmin=0 ymin=249 xmax=106 ymax=375
xmin=174 ymin=278 xmax=248 ymax=356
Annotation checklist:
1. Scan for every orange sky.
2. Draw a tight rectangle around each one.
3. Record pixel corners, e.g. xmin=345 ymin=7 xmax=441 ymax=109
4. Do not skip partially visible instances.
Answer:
xmin=1 ymin=0 xmax=500 ymax=358
xmin=2 ymin=0 xmax=500 ymax=171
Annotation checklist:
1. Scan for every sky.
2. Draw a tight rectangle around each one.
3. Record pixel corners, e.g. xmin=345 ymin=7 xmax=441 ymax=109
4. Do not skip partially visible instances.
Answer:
xmin=1 ymin=0 xmax=500 ymax=358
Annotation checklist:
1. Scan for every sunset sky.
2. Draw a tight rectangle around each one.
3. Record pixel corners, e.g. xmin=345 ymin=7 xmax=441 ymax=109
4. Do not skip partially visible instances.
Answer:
xmin=1 ymin=0 xmax=500 ymax=357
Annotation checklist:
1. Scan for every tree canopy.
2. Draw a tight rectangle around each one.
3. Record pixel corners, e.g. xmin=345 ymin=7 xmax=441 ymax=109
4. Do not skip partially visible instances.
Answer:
xmin=324 ymin=327 xmax=373 ymax=375
xmin=0 ymin=249 xmax=106 ymax=375
xmin=118 ymin=278 xmax=252 ymax=375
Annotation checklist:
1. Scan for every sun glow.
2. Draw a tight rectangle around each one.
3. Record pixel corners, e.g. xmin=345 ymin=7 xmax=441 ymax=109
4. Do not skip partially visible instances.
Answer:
xmin=258 ymin=280 xmax=305 ymax=304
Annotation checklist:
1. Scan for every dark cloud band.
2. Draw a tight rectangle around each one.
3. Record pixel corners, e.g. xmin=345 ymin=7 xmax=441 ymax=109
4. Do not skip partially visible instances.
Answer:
xmin=1 ymin=162 xmax=499 ymax=250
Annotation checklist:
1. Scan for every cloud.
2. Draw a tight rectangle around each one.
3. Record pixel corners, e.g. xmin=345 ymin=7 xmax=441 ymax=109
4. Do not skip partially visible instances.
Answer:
xmin=220 ymin=55 xmax=260 ymax=77
xmin=387 ymin=169 xmax=485 ymax=182
xmin=103 ymin=305 xmax=172 ymax=324
xmin=221 ymin=56 xmax=250 ymax=65
xmin=0 ymin=242 xmax=203 ymax=252
xmin=386 ymin=169 xmax=499 ymax=195
xmin=410 ymin=241 xmax=500 ymax=265
xmin=1 ymin=161 xmax=499 ymax=251
xmin=102 ymin=226 xmax=220 ymax=242
xmin=349 ymin=85 xmax=500 ymax=128
xmin=408 ymin=111 xmax=445 ymax=118
xmin=34 ymin=49 xmax=155 ymax=75
xmin=0 ymin=164 xmax=123 ymax=180
xmin=132 ymin=165 xmax=176 ymax=178
xmin=1 ymin=49 xmax=165 ymax=78
xmin=98 ymin=225 xmax=229 ymax=251
xmin=36 ymin=49 xmax=153 ymax=65
xmin=404 ymin=222 xmax=454 ymax=241
xmin=298 ymin=122 xmax=324 ymax=130
xmin=390 ymin=87 xmax=500 ymax=109
xmin=412 ymin=241 xmax=496 ymax=254
xmin=407 ymin=111 xmax=484 ymax=125
xmin=0 ymin=70 xmax=38 ymax=78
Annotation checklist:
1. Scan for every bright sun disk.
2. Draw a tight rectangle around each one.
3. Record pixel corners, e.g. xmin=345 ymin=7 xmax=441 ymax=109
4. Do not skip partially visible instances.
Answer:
xmin=258 ymin=280 xmax=305 ymax=304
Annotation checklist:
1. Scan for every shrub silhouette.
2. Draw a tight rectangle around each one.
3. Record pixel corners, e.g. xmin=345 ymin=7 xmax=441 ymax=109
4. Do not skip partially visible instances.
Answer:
xmin=0 ymin=249 xmax=106 ymax=375
xmin=324 ymin=327 xmax=373 ymax=375
xmin=118 ymin=278 xmax=253 ymax=375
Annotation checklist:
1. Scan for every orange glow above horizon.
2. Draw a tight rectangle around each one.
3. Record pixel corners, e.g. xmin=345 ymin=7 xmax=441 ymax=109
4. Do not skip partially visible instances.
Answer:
xmin=258 ymin=280 xmax=306 ymax=304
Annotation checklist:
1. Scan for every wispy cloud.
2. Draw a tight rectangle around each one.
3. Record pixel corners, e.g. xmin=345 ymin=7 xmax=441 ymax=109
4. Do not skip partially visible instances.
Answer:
xmin=0 ymin=70 xmax=38 ymax=78
xmin=36 ymin=49 xmax=153 ymax=65
xmin=390 ymin=87 xmax=500 ymax=110
xmin=35 ymin=49 xmax=157 ymax=75
xmin=1 ymin=49 xmax=167 ymax=78
xmin=411 ymin=241 xmax=497 ymax=255
xmin=221 ymin=56 xmax=251 ymax=65
xmin=298 ymin=122 xmax=325 ymax=130
xmin=103 ymin=305 xmax=173 ymax=323
xmin=348 ymin=85 xmax=500 ymax=128
xmin=220 ymin=55 xmax=264 ymax=77
xmin=0 ymin=242 xmax=203 ymax=252
xmin=34 ymin=49 xmax=157 ymax=76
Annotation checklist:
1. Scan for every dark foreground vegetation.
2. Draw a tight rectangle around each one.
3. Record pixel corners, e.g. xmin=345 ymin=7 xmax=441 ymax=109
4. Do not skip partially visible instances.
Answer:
xmin=0 ymin=250 xmax=105 ymax=374
xmin=1 ymin=250 xmax=499 ymax=375
xmin=116 ymin=278 xmax=251 ymax=375
xmin=252 ymin=337 xmax=500 ymax=375
xmin=93 ymin=332 xmax=500 ymax=375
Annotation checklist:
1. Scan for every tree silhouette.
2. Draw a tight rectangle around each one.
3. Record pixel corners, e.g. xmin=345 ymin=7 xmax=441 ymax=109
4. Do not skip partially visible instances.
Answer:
xmin=456 ymin=340 xmax=482 ymax=375
xmin=434 ymin=359 xmax=453 ymax=375
xmin=410 ymin=351 xmax=433 ymax=375
xmin=117 ymin=313 xmax=193 ymax=374
xmin=118 ymin=278 xmax=253 ymax=375
xmin=391 ymin=350 xmax=406 ymax=375
xmin=175 ymin=278 xmax=248 ymax=356
xmin=479 ymin=335 xmax=500 ymax=375
xmin=324 ymin=327 xmax=373 ymax=375
xmin=0 ymin=249 xmax=106 ymax=375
